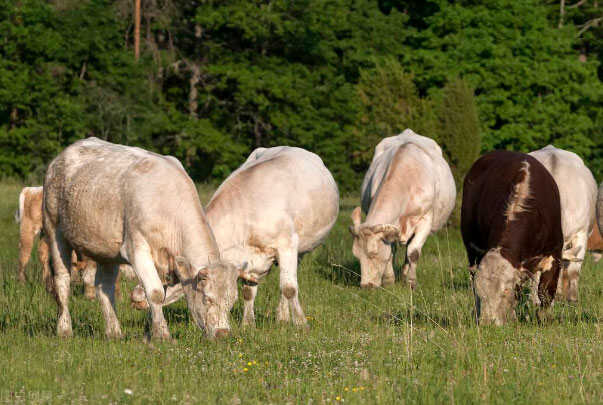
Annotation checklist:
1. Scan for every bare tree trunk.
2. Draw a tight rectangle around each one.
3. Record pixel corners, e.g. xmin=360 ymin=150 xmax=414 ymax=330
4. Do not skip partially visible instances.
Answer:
xmin=559 ymin=0 xmax=566 ymax=28
xmin=10 ymin=107 xmax=18 ymax=129
xmin=189 ymin=63 xmax=200 ymax=119
xmin=134 ymin=0 xmax=141 ymax=60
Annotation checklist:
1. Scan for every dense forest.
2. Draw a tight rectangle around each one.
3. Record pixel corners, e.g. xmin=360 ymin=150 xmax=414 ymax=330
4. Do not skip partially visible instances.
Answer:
xmin=0 ymin=0 xmax=601 ymax=190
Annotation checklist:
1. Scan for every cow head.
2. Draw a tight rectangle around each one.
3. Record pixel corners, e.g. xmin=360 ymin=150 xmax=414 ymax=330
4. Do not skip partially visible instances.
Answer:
xmin=350 ymin=207 xmax=400 ymax=288
xmin=173 ymin=257 xmax=242 ymax=339
xmin=474 ymin=249 xmax=524 ymax=326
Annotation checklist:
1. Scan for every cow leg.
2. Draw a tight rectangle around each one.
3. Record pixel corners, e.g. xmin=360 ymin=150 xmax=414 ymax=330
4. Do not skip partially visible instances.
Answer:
xmin=276 ymin=240 xmax=306 ymax=327
xmin=382 ymin=255 xmax=395 ymax=286
xmin=242 ymin=283 xmax=258 ymax=327
xmin=48 ymin=231 xmax=73 ymax=337
xmin=95 ymin=263 xmax=122 ymax=339
xmin=402 ymin=217 xmax=432 ymax=289
xmin=529 ymin=271 xmax=542 ymax=306
xmin=557 ymin=232 xmax=587 ymax=302
xmin=128 ymin=241 xmax=169 ymax=340
xmin=38 ymin=235 xmax=53 ymax=293
xmin=81 ymin=261 xmax=97 ymax=300
xmin=17 ymin=218 xmax=38 ymax=283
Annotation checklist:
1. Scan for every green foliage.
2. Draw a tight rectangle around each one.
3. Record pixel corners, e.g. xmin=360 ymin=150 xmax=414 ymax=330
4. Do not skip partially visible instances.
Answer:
xmin=437 ymin=77 xmax=481 ymax=187
xmin=354 ymin=57 xmax=438 ymax=168
xmin=0 ymin=0 xmax=601 ymax=186
xmin=398 ymin=0 xmax=602 ymax=179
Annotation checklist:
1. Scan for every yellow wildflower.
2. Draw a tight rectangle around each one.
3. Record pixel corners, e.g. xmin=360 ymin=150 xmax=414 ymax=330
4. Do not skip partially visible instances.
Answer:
xmin=243 ymin=368 xmax=249 ymax=372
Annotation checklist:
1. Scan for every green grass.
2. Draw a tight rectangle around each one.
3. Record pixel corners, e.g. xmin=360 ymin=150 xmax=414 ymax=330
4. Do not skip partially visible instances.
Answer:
xmin=0 ymin=182 xmax=600 ymax=404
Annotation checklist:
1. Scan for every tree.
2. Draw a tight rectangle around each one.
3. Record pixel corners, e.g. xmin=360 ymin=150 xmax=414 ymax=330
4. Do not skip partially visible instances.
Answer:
xmin=437 ymin=77 xmax=481 ymax=187
xmin=353 ymin=57 xmax=438 ymax=169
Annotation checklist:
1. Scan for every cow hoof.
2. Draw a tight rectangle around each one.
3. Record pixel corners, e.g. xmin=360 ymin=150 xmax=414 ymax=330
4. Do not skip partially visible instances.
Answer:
xmin=106 ymin=329 xmax=123 ymax=339
xmin=57 ymin=327 xmax=73 ymax=338
xmin=382 ymin=278 xmax=395 ymax=287
xmin=214 ymin=328 xmax=230 ymax=339
xmin=360 ymin=282 xmax=378 ymax=289
xmin=18 ymin=274 xmax=27 ymax=283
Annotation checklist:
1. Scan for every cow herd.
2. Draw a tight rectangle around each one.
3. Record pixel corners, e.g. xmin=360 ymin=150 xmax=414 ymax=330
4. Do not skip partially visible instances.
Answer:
xmin=13 ymin=131 xmax=602 ymax=338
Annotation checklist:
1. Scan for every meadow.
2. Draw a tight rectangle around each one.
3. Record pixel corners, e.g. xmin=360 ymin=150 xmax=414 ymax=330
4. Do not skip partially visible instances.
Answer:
xmin=0 ymin=181 xmax=600 ymax=404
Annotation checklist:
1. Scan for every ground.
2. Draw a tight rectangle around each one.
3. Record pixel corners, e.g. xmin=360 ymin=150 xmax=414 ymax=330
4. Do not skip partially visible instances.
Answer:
xmin=0 ymin=181 xmax=600 ymax=404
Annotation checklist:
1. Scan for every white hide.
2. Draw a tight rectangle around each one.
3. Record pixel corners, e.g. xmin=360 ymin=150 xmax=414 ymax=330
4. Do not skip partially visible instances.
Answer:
xmin=529 ymin=145 xmax=597 ymax=302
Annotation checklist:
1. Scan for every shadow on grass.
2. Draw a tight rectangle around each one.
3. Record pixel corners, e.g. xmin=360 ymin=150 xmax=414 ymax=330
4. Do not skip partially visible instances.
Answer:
xmin=314 ymin=260 xmax=361 ymax=287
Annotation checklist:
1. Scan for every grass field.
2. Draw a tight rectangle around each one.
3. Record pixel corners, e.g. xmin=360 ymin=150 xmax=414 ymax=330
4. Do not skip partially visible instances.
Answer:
xmin=0 ymin=181 xmax=600 ymax=404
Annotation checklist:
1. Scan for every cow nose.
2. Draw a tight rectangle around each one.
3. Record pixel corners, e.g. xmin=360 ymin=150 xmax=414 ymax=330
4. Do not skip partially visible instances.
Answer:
xmin=214 ymin=328 xmax=230 ymax=339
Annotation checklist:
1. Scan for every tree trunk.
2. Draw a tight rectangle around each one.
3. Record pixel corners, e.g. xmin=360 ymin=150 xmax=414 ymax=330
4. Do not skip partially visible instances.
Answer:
xmin=9 ymin=107 xmax=18 ymax=129
xmin=188 ymin=63 xmax=200 ymax=119
xmin=559 ymin=0 xmax=566 ymax=28
xmin=134 ymin=0 xmax=141 ymax=60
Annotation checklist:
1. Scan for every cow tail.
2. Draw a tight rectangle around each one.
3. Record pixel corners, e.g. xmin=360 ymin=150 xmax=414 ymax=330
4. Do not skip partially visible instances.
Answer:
xmin=14 ymin=189 xmax=25 ymax=224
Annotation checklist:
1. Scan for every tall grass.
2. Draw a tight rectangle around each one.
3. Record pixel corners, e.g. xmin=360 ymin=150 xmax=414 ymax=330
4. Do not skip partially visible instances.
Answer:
xmin=0 ymin=184 xmax=600 ymax=404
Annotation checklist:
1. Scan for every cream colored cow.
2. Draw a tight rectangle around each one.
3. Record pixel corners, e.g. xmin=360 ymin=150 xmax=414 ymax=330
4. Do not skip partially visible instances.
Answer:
xmin=350 ymin=129 xmax=456 ymax=289
xmin=529 ymin=145 xmax=597 ymax=302
xmin=43 ymin=137 xmax=243 ymax=339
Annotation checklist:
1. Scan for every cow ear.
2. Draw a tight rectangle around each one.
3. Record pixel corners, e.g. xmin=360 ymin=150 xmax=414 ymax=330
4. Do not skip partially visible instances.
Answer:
xmin=174 ymin=256 xmax=192 ymax=280
xmin=350 ymin=207 xmax=362 ymax=236
xmin=196 ymin=267 xmax=210 ymax=284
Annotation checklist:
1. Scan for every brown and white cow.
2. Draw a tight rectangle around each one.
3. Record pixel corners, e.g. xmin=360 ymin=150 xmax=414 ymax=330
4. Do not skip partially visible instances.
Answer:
xmin=461 ymin=151 xmax=563 ymax=325
xmin=43 ymin=137 xmax=243 ymax=339
xmin=350 ymin=129 xmax=456 ymax=289
xmin=529 ymin=145 xmax=597 ymax=302
xmin=16 ymin=186 xmax=131 ymax=299
xmin=132 ymin=146 xmax=339 ymax=328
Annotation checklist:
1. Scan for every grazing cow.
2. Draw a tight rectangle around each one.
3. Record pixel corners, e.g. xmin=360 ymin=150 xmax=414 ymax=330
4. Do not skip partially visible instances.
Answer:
xmin=350 ymin=129 xmax=456 ymax=289
xmin=132 ymin=146 xmax=339 ymax=328
xmin=15 ymin=186 xmax=130 ymax=299
xmin=529 ymin=145 xmax=597 ymax=302
xmin=461 ymin=151 xmax=563 ymax=325
xmin=587 ymin=223 xmax=602 ymax=263
xmin=43 ymin=137 xmax=243 ymax=339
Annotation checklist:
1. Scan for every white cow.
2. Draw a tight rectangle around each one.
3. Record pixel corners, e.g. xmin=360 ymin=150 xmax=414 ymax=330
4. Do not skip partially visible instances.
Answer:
xmin=132 ymin=146 xmax=339 ymax=327
xmin=350 ymin=129 xmax=456 ymax=288
xmin=529 ymin=145 xmax=597 ymax=302
xmin=43 ymin=137 xmax=243 ymax=339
